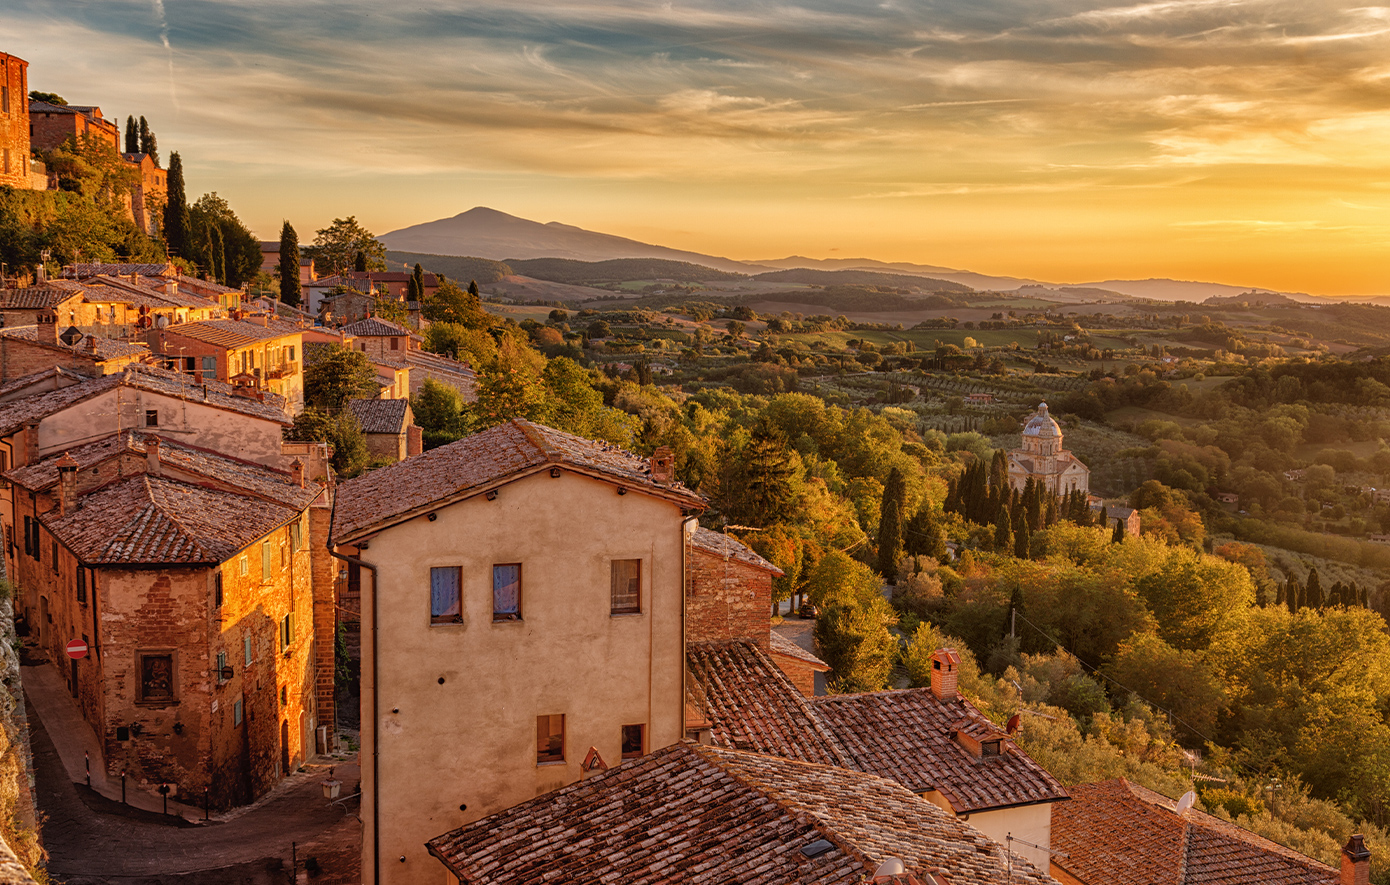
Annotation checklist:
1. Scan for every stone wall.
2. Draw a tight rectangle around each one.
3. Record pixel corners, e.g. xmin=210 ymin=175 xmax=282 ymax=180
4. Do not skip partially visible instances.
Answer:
xmin=0 ymin=592 xmax=42 ymax=883
xmin=685 ymin=548 xmax=772 ymax=651
xmin=0 ymin=54 xmax=29 ymax=191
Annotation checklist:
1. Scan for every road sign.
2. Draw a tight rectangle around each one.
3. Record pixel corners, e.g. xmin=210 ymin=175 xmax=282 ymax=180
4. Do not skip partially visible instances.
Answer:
xmin=65 ymin=639 xmax=88 ymax=660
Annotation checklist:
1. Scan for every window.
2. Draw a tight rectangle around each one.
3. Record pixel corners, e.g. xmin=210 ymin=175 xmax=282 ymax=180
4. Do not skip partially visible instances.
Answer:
xmin=536 ymin=714 xmax=564 ymax=764
xmin=621 ymin=724 xmax=645 ymax=759
xmin=287 ymin=346 xmax=296 ymax=362
xmin=493 ymin=564 xmax=521 ymax=621
xmin=280 ymin=612 xmax=296 ymax=652
xmin=390 ymin=337 xmax=399 ymax=351
xmin=22 ymin=517 xmax=31 ymax=558
xmin=244 ymin=635 xmax=253 ymax=667
xmin=239 ymin=555 xmax=248 ymax=577
xmin=261 ymin=540 xmax=272 ymax=580
xmin=216 ymin=651 xmax=227 ymax=683
xmin=982 ymin=739 xmax=1002 ymax=757
xmin=145 ymin=409 xmax=158 ymax=427
xmin=233 ymin=697 xmax=243 ymax=726
xmin=137 ymin=652 xmax=176 ymax=704
xmin=77 ymin=569 xmax=87 ymax=605
xmin=290 ymin=519 xmax=303 ymax=552
xmin=51 ymin=540 xmax=58 ymax=574
xmin=201 ymin=355 xmax=216 ymax=374
xmin=430 ymin=567 xmax=462 ymax=624
xmin=213 ymin=572 xmax=223 ymax=608
xmin=611 ymin=559 xmax=641 ymax=614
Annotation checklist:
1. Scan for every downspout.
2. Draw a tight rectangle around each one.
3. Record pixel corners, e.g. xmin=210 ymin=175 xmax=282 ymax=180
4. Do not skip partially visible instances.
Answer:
xmin=680 ymin=512 xmax=699 ymax=741
xmin=329 ymin=539 xmax=377 ymax=884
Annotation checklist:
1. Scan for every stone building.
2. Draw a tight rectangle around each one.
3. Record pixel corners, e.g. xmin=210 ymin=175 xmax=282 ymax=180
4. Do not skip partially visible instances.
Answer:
xmin=0 ymin=52 xmax=30 ymax=189
xmin=28 ymin=100 xmax=120 ymax=153
xmin=1007 ymin=403 xmax=1090 ymax=496
xmin=0 ymin=275 xmax=218 ymax=335
xmin=7 ymin=433 xmax=328 ymax=809
xmin=119 ymin=153 xmax=167 ymax=235
xmin=338 ymin=317 xmax=476 ymax=399
xmin=330 ymin=419 xmax=704 ymax=884
xmin=148 ymin=314 xmax=305 ymax=413
xmin=0 ymin=320 xmax=150 ymax=380
xmin=345 ymin=398 xmax=420 ymax=463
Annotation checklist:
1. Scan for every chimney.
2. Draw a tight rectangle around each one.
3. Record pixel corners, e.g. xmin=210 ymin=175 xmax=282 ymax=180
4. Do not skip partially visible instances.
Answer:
xmin=146 ymin=436 xmax=161 ymax=476
xmin=930 ymin=648 xmax=961 ymax=702
xmin=1342 ymin=835 xmax=1370 ymax=885
xmin=291 ymin=458 xmax=305 ymax=488
xmin=35 ymin=263 xmax=46 ymax=284
xmin=23 ymin=421 xmax=39 ymax=463
xmin=650 ymin=446 xmax=675 ymax=483
xmin=55 ymin=452 xmax=79 ymax=517
xmin=165 ymin=279 xmax=177 ymax=297
xmin=38 ymin=311 xmax=58 ymax=344
xmin=84 ymin=334 xmax=97 ymax=353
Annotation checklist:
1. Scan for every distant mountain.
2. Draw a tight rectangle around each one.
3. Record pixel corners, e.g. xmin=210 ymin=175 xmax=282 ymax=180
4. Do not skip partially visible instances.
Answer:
xmin=752 ymin=268 xmax=970 ymax=293
xmin=1075 ymin=279 xmax=1318 ymax=303
xmin=508 ymin=257 xmax=748 ymax=285
xmin=754 ymin=256 xmax=1040 ymax=292
xmin=378 ymin=208 xmax=768 ymax=276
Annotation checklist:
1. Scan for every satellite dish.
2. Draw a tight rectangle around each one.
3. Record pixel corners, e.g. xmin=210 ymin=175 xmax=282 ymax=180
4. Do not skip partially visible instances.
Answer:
xmin=873 ymin=858 xmax=907 ymax=877
xmin=1175 ymin=791 xmax=1196 ymax=815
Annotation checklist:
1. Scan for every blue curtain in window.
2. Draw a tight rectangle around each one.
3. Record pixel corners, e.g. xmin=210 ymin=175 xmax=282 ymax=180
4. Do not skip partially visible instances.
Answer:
xmin=431 ymin=567 xmax=461 ymax=619
xmin=494 ymin=564 xmax=520 ymax=616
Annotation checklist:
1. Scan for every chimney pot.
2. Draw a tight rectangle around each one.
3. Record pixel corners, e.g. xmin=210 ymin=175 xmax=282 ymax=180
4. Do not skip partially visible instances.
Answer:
xmin=930 ymin=648 xmax=961 ymax=702
xmin=146 ymin=436 xmax=161 ymax=476
xmin=1342 ymin=834 xmax=1371 ymax=885
xmin=650 ymin=446 xmax=675 ymax=483
xmin=291 ymin=458 xmax=305 ymax=488
xmin=38 ymin=312 xmax=59 ymax=344
xmin=56 ymin=452 xmax=79 ymax=517
xmin=85 ymin=334 xmax=97 ymax=353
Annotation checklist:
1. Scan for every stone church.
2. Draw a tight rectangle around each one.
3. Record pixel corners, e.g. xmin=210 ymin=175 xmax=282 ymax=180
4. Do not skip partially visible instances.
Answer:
xmin=1007 ymin=403 xmax=1090 ymax=496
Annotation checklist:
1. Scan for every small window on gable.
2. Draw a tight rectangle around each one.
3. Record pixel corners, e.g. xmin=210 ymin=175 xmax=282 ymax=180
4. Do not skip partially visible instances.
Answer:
xmin=621 ymin=724 xmax=644 ymax=759
xmin=493 ymin=564 xmax=521 ymax=621
xmin=145 ymin=409 xmax=158 ymax=427
xmin=536 ymin=714 xmax=564 ymax=764
xmin=610 ymin=559 xmax=640 ymax=615
xmin=239 ymin=555 xmax=248 ymax=577
xmin=430 ymin=566 xmax=462 ymax=624
xmin=201 ymin=355 xmax=216 ymax=373
xmin=982 ymin=739 xmax=1002 ymax=757
xmin=390 ymin=337 xmax=399 ymax=351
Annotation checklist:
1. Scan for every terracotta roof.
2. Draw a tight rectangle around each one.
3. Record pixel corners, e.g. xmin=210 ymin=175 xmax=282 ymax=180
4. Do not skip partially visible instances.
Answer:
xmin=811 ymin=688 xmax=1069 ymax=813
xmin=1052 ymin=780 xmax=1337 ymax=885
xmin=769 ymin=631 xmax=830 ymax=671
xmin=340 ymin=317 xmax=409 ymax=337
xmin=687 ymin=640 xmax=850 ymax=767
xmin=0 ymin=364 xmax=290 ymax=435
xmin=65 ymin=263 xmax=174 ymax=277
xmin=44 ymin=474 xmax=299 ymax=566
xmin=331 ymin=419 xmax=703 ymax=542
xmin=0 ymin=287 xmax=85 ymax=310
xmin=427 ymin=743 xmax=1057 ymax=885
xmin=0 ymin=325 xmax=149 ymax=360
xmin=0 ymin=367 xmax=86 ymax=402
xmin=83 ymin=275 xmax=220 ymax=310
xmin=6 ymin=432 xmax=320 ymax=510
xmin=161 ymin=317 xmax=302 ymax=348
xmin=689 ymin=527 xmax=783 ymax=574
xmin=346 ymin=398 xmax=410 ymax=435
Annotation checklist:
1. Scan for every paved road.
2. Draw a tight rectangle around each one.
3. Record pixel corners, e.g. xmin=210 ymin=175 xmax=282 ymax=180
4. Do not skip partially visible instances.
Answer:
xmin=30 ymin=698 xmax=361 ymax=884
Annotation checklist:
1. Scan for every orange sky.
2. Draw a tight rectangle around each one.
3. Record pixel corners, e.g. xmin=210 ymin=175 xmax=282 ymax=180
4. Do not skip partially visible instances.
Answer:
xmin=5 ymin=1 xmax=1389 ymax=294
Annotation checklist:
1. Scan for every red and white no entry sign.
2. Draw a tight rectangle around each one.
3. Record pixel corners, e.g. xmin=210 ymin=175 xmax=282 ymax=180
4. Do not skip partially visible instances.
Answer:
xmin=65 ymin=639 xmax=88 ymax=660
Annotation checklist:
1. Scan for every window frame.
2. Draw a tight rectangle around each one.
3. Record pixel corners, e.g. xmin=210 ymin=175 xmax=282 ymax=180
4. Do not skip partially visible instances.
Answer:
xmin=610 ymin=559 xmax=641 ymax=615
xmin=135 ymin=650 xmax=178 ymax=706
xmin=492 ymin=563 xmax=522 ymax=622
xmin=430 ymin=566 xmax=463 ymax=625
xmin=144 ymin=409 xmax=159 ymax=427
xmin=621 ymin=723 xmax=645 ymax=760
xmin=536 ymin=714 xmax=565 ymax=765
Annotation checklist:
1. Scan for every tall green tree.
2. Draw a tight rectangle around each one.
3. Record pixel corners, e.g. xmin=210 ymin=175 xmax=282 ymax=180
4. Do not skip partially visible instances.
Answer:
xmin=304 ymin=344 xmax=379 ymax=411
xmin=278 ymin=220 xmax=302 ymax=308
xmin=163 ymin=151 xmax=190 ymax=257
xmin=410 ymin=263 xmax=425 ymax=301
xmin=727 ymin=418 xmax=799 ymax=528
xmin=810 ymin=551 xmax=899 ymax=693
xmin=138 ymin=116 xmax=158 ymax=165
xmin=124 ymin=116 xmax=138 ymax=154
xmin=188 ymin=193 xmax=260 ymax=287
xmin=306 ymin=216 xmax=387 ymax=277
xmin=877 ymin=466 xmax=907 ymax=582
xmin=411 ymin=378 xmax=471 ymax=449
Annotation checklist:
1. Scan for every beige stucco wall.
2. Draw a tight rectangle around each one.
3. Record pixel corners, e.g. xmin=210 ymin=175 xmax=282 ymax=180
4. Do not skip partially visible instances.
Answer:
xmin=349 ymin=468 xmax=691 ymax=885
xmin=35 ymin=388 xmax=287 ymax=466
xmin=966 ymin=802 xmax=1054 ymax=871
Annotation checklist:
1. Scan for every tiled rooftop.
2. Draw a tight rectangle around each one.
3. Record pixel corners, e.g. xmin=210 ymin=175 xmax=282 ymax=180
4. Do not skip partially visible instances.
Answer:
xmin=0 ymin=325 xmax=150 ymax=360
xmin=44 ymin=474 xmax=299 ymax=566
xmin=768 ymin=631 xmax=830 ymax=671
xmin=162 ymin=317 xmax=303 ymax=348
xmin=811 ymin=687 xmax=1068 ymax=813
xmin=331 ymin=419 xmax=703 ymax=542
xmin=0 ymin=286 xmax=85 ymax=310
xmin=689 ymin=526 xmax=783 ymax=574
xmin=339 ymin=316 xmax=410 ymax=337
xmin=427 ymin=743 xmax=1057 ymax=885
xmin=687 ymin=640 xmax=850 ymax=767
xmin=0 ymin=365 xmax=291 ymax=435
xmin=1052 ymin=779 xmax=1338 ymax=885
xmin=6 ymin=432 xmax=320 ymax=510
xmin=346 ymin=398 xmax=410 ymax=435
xmin=65 ymin=263 xmax=174 ymax=277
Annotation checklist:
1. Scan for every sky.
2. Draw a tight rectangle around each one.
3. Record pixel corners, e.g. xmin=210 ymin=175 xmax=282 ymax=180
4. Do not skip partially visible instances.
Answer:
xmin=4 ymin=0 xmax=1389 ymax=294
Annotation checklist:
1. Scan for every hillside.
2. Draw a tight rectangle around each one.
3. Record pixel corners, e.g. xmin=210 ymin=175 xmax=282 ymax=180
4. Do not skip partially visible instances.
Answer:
xmin=508 ymin=257 xmax=748 ymax=285
xmin=752 ymin=268 xmax=972 ymax=293
xmin=384 ymin=251 xmax=513 ymax=284
xmin=378 ymin=207 xmax=767 ymax=274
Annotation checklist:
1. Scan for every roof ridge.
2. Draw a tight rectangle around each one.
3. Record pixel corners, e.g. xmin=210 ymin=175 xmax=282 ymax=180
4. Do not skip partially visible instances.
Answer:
xmin=1177 ymin=819 xmax=1192 ymax=885
xmin=139 ymin=474 xmax=220 ymax=560
xmin=512 ymin=418 xmax=563 ymax=461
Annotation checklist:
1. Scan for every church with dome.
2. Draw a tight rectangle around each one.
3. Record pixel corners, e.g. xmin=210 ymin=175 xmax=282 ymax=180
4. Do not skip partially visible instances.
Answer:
xmin=1006 ymin=403 xmax=1090 ymax=496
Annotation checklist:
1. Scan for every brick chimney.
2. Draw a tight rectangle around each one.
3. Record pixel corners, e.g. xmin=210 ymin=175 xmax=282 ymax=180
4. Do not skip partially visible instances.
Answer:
xmin=650 ymin=446 xmax=675 ymax=483
xmin=146 ymin=436 xmax=161 ymax=476
xmin=165 ymin=280 xmax=177 ymax=298
xmin=1342 ymin=835 xmax=1370 ymax=885
xmin=23 ymin=421 xmax=39 ymax=464
xmin=291 ymin=458 xmax=305 ymax=488
xmin=37 ymin=311 xmax=58 ymax=345
xmin=55 ymin=452 xmax=79 ymax=517
xmin=930 ymin=648 xmax=961 ymax=702
xmin=84 ymin=334 xmax=97 ymax=353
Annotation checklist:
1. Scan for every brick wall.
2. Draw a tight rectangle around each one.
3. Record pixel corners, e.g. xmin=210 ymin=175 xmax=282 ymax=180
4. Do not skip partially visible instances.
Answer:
xmin=0 ymin=336 xmax=116 ymax=382
xmin=770 ymin=653 xmax=817 ymax=697
xmin=0 ymin=54 xmax=29 ymax=189
xmin=29 ymin=107 xmax=119 ymax=154
xmin=309 ymin=504 xmax=337 ymax=737
xmin=685 ymin=547 xmax=772 ymax=651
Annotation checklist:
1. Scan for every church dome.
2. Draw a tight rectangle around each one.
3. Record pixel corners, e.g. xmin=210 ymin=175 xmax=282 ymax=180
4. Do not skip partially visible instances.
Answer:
xmin=1023 ymin=403 xmax=1062 ymax=438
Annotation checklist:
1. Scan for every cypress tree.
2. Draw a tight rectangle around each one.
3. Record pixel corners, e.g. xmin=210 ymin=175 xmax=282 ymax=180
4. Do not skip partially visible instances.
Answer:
xmin=877 ymin=467 xmax=907 ymax=583
xmin=1111 ymin=517 xmax=1125 ymax=544
xmin=124 ymin=116 xmax=138 ymax=154
xmin=1044 ymin=494 xmax=1058 ymax=527
xmin=278 ymin=221 xmax=302 ymax=308
xmin=1098 ymin=505 xmax=1108 ymax=529
xmin=163 ymin=152 xmax=190 ymax=258
xmin=354 ymin=250 xmax=368 ymax=273
xmin=410 ymin=263 xmax=425 ymax=301
xmin=139 ymin=116 xmax=158 ymax=165
xmin=994 ymin=507 xmax=1013 ymax=553
xmin=1023 ymin=478 xmax=1042 ymax=531
xmin=1305 ymin=568 xmax=1322 ymax=608
xmin=468 ymin=279 xmax=480 ymax=299
xmin=1015 ymin=522 xmax=1031 ymax=558
xmin=904 ymin=505 xmax=946 ymax=561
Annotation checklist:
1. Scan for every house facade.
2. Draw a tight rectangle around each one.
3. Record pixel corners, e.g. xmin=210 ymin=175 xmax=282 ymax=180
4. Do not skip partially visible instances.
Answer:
xmin=330 ymin=420 xmax=703 ymax=885
xmin=0 ymin=52 xmax=29 ymax=189
xmin=149 ymin=315 xmax=305 ymax=413
xmin=1007 ymin=403 xmax=1090 ymax=496
xmin=29 ymin=100 xmax=120 ymax=153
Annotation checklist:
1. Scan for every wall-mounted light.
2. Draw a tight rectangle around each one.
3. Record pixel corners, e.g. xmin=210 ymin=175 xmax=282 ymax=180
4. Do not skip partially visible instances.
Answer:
xmin=550 ymin=467 xmax=562 ymax=478
xmin=485 ymin=490 xmax=498 ymax=501
xmin=617 ymin=488 xmax=627 ymax=496
xmin=427 ymin=512 xmax=437 ymax=522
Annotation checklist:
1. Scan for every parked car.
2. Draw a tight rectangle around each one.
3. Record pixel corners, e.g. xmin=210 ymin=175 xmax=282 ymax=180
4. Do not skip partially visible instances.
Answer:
xmin=797 ymin=602 xmax=819 ymax=619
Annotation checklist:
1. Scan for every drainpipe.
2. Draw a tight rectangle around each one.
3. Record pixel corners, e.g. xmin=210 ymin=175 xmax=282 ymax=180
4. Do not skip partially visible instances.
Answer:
xmin=680 ymin=512 xmax=699 ymax=741
xmin=328 ymin=542 xmax=377 ymax=884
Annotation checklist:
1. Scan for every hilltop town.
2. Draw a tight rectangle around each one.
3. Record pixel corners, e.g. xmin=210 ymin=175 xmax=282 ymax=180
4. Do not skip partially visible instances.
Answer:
xmin=2 ymin=45 xmax=1390 ymax=885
